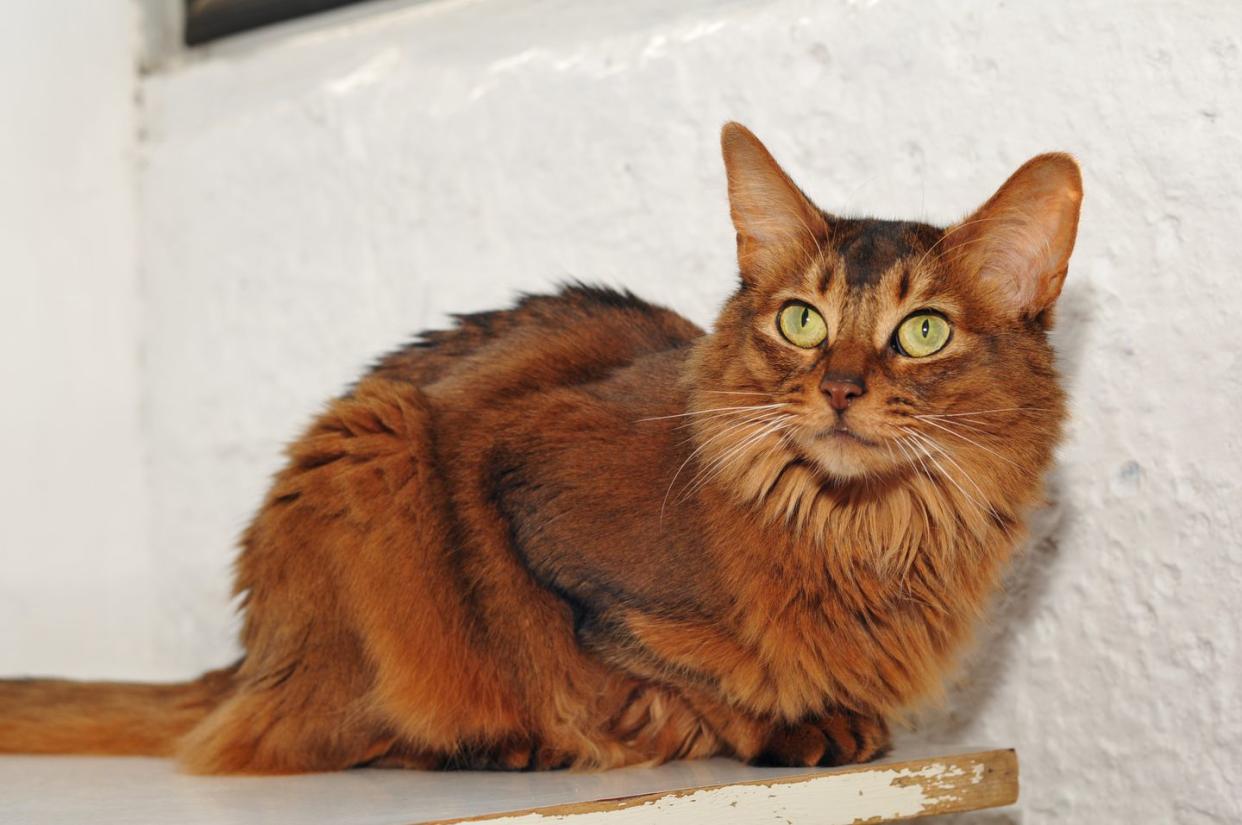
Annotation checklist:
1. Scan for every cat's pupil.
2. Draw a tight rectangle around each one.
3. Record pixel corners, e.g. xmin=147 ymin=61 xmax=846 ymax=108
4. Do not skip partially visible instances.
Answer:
xmin=920 ymin=318 xmax=930 ymax=337
xmin=800 ymin=307 xmax=809 ymax=328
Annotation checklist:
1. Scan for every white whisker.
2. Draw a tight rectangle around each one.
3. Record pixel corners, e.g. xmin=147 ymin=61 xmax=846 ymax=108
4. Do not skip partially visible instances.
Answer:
xmin=698 ymin=390 xmax=774 ymax=396
xmin=915 ymin=415 xmax=995 ymax=436
xmin=660 ymin=411 xmax=788 ymax=518
xmin=895 ymin=435 xmax=931 ymax=485
xmin=692 ymin=419 xmax=790 ymax=489
xmin=682 ymin=417 xmax=791 ymax=501
xmin=922 ymin=406 xmax=1047 ymax=419
xmin=902 ymin=428 xmax=987 ymax=513
xmin=673 ymin=406 xmax=787 ymax=431
xmin=908 ymin=431 xmax=992 ymax=503
xmin=905 ymin=429 xmax=1012 ymax=537
xmin=636 ymin=403 xmax=787 ymax=423
xmin=913 ymin=417 xmax=1029 ymax=473
xmin=896 ymin=438 xmax=934 ymax=533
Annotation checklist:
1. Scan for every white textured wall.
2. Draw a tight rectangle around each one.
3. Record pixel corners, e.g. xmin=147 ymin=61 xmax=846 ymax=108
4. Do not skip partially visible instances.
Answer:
xmin=6 ymin=0 xmax=1240 ymax=821
xmin=0 ymin=1 xmax=158 ymax=679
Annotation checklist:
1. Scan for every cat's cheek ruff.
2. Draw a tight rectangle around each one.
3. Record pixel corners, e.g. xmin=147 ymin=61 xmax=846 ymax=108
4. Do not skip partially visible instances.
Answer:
xmin=702 ymin=402 xmax=1056 ymax=718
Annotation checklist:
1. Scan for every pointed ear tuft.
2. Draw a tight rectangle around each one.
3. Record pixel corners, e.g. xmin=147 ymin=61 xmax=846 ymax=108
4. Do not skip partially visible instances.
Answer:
xmin=720 ymin=122 xmax=828 ymax=281
xmin=947 ymin=153 xmax=1083 ymax=319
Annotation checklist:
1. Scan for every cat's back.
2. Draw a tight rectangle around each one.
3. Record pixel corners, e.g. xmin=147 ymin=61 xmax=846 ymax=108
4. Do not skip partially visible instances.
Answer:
xmin=365 ymin=284 xmax=703 ymax=394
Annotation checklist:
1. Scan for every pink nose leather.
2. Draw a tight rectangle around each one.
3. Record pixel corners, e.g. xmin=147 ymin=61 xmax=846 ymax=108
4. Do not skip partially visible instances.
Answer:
xmin=821 ymin=378 xmax=865 ymax=411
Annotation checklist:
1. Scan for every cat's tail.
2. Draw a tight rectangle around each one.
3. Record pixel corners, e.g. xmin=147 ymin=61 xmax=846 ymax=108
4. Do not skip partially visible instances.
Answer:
xmin=0 ymin=665 xmax=236 ymax=757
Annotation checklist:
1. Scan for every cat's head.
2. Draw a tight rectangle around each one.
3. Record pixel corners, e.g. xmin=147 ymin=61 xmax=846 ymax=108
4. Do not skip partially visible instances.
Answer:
xmin=691 ymin=123 xmax=1081 ymax=512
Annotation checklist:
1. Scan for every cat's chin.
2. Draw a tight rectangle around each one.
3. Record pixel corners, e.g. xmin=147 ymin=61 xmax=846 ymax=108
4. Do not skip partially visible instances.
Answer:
xmin=810 ymin=454 xmax=873 ymax=482
xmin=797 ymin=430 xmax=886 ymax=482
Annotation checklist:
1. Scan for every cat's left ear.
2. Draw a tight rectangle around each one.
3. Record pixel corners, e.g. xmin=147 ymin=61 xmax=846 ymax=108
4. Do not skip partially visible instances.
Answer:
xmin=721 ymin=122 xmax=829 ymax=284
xmin=948 ymin=153 xmax=1083 ymax=321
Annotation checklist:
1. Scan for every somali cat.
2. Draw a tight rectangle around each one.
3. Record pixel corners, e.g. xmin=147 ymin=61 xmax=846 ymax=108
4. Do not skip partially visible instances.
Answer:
xmin=0 ymin=123 xmax=1081 ymax=773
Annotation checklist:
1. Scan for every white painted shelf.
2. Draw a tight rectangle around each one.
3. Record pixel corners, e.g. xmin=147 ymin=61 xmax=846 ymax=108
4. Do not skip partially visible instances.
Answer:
xmin=0 ymin=746 xmax=1016 ymax=824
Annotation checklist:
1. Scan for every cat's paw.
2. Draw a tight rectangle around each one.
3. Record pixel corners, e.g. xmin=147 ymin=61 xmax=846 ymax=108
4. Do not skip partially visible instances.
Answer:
xmin=472 ymin=736 xmax=574 ymax=771
xmin=813 ymin=711 xmax=890 ymax=766
xmin=751 ymin=711 xmax=890 ymax=768
xmin=751 ymin=721 xmax=832 ymax=767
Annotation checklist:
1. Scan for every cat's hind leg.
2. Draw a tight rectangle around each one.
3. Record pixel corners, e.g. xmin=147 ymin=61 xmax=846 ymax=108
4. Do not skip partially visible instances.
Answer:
xmin=175 ymin=675 xmax=395 ymax=774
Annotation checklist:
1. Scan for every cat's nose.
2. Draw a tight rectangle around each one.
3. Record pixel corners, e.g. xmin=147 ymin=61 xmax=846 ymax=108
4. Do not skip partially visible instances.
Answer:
xmin=821 ymin=376 xmax=866 ymax=411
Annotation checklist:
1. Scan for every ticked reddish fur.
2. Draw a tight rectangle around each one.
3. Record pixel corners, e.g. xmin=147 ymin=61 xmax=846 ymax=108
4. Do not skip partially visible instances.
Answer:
xmin=0 ymin=123 xmax=1082 ymax=773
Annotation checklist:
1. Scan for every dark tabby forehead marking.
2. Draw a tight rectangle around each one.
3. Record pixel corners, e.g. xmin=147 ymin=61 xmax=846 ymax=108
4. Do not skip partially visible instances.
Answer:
xmin=897 ymin=267 xmax=912 ymax=301
xmin=829 ymin=218 xmax=943 ymax=289
xmin=817 ymin=262 xmax=833 ymax=294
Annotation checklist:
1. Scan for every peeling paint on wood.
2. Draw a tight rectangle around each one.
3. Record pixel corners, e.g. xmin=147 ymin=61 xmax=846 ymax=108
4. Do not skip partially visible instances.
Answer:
xmin=425 ymin=749 xmax=1018 ymax=824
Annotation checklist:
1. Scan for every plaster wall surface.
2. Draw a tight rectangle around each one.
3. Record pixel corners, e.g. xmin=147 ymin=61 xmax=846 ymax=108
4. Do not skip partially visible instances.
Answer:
xmin=4 ymin=0 xmax=1239 ymax=822
xmin=0 ymin=1 xmax=156 ymax=678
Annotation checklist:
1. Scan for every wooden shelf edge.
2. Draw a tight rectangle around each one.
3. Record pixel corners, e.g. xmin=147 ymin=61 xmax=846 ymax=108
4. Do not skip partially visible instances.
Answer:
xmin=422 ymin=747 xmax=1019 ymax=825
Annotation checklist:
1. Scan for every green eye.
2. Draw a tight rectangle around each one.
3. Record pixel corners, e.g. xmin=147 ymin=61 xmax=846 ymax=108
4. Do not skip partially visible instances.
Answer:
xmin=777 ymin=303 xmax=828 ymax=348
xmin=895 ymin=312 xmax=951 ymax=357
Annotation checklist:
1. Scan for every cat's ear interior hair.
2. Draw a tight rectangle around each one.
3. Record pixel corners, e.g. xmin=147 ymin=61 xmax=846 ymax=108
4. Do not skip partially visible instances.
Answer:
xmin=948 ymin=152 xmax=1083 ymax=321
xmin=720 ymin=122 xmax=828 ymax=282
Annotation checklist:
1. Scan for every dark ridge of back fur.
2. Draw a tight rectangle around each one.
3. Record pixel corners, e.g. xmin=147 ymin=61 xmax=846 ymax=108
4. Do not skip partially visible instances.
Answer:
xmin=364 ymin=282 xmax=697 ymax=389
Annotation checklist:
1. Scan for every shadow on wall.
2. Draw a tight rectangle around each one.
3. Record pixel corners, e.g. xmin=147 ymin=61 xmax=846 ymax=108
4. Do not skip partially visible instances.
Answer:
xmin=904 ymin=276 xmax=1097 ymax=824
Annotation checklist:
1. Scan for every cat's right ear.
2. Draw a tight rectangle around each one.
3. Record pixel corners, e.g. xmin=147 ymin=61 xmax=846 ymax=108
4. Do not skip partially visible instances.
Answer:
xmin=721 ymin=122 xmax=828 ymax=284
